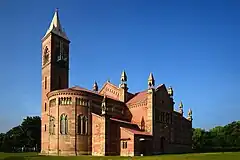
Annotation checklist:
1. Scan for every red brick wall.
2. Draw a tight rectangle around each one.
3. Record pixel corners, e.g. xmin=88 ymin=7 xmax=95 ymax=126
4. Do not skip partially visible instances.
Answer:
xmin=120 ymin=128 xmax=134 ymax=156
xmin=41 ymin=35 xmax=52 ymax=154
xmin=92 ymin=113 xmax=106 ymax=156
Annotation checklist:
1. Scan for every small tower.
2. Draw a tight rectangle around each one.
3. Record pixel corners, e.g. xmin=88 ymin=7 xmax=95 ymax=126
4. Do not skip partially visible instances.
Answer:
xmin=120 ymin=70 xmax=127 ymax=85
xmin=179 ymin=101 xmax=183 ymax=115
xmin=119 ymin=70 xmax=128 ymax=102
xmin=168 ymin=86 xmax=174 ymax=110
xmin=101 ymin=95 xmax=107 ymax=115
xmin=187 ymin=108 xmax=193 ymax=121
xmin=146 ymin=72 xmax=155 ymax=134
xmin=148 ymin=73 xmax=155 ymax=89
xmin=168 ymin=86 xmax=173 ymax=98
xmin=92 ymin=81 xmax=98 ymax=92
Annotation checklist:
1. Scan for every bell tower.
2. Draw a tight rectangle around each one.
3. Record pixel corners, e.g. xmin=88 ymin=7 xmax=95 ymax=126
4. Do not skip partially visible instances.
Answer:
xmin=41 ymin=9 xmax=70 ymax=154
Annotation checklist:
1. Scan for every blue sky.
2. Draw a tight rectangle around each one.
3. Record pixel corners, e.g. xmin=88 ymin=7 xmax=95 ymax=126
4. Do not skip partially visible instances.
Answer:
xmin=0 ymin=0 xmax=239 ymax=132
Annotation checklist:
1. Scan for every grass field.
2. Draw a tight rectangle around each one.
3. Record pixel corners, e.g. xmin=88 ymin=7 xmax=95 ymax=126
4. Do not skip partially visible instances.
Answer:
xmin=0 ymin=152 xmax=240 ymax=160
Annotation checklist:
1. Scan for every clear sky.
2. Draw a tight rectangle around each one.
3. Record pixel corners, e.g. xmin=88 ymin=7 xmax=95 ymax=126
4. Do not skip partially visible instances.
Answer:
xmin=0 ymin=0 xmax=239 ymax=133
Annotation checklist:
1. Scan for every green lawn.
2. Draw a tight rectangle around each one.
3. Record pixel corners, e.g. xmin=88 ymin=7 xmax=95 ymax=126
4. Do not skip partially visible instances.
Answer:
xmin=0 ymin=152 xmax=240 ymax=160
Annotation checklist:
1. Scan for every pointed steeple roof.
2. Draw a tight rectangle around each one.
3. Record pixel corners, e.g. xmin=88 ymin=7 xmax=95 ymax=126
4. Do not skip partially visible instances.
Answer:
xmin=43 ymin=8 xmax=69 ymax=41
xmin=93 ymin=81 xmax=98 ymax=91
xmin=148 ymin=72 xmax=155 ymax=87
xmin=179 ymin=101 xmax=183 ymax=108
xmin=121 ymin=70 xmax=127 ymax=82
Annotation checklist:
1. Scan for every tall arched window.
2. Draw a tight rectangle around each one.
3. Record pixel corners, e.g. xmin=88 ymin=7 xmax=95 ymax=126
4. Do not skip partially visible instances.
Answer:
xmin=44 ymin=103 xmax=47 ymax=112
xmin=49 ymin=118 xmax=55 ymax=135
xmin=77 ymin=115 xmax=82 ymax=134
xmin=85 ymin=117 xmax=88 ymax=135
xmin=45 ymin=77 xmax=47 ymax=89
xmin=60 ymin=114 xmax=68 ymax=135
xmin=78 ymin=115 xmax=88 ymax=135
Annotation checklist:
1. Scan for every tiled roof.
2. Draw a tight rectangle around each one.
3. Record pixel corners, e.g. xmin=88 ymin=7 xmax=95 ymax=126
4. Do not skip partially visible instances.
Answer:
xmin=126 ymin=90 xmax=148 ymax=105
xmin=70 ymin=86 xmax=98 ymax=94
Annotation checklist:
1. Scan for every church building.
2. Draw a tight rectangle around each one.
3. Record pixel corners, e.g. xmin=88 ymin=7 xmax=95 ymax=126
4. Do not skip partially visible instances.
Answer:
xmin=41 ymin=10 xmax=193 ymax=156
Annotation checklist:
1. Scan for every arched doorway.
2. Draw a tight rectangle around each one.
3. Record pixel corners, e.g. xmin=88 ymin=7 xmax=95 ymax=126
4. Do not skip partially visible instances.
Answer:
xmin=160 ymin=137 xmax=165 ymax=153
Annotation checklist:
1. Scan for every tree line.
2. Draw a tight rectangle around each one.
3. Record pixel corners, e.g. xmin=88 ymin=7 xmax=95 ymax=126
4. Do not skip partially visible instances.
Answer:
xmin=193 ymin=121 xmax=240 ymax=152
xmin=0 ymin=116 xmax=239 ymax=152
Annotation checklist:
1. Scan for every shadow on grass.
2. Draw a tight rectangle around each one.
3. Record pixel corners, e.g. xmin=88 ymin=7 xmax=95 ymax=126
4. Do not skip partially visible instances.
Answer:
xmin=3 ymin=157 xmax=25 ymax=160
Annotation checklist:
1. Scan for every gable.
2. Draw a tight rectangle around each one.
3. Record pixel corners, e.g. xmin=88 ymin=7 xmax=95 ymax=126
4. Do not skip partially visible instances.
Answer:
xmin=155 ymin=84 xmax=173 ymax=111
xmin=99 ymin=82 xmax=120 ymax=100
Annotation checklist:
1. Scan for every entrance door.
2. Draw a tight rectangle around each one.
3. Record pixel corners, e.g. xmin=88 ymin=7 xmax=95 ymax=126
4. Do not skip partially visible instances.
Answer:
xmin=140 ymin=140 xmax=146 ymax=155
xmin=160 ymin=137 xmax=165 ymax=153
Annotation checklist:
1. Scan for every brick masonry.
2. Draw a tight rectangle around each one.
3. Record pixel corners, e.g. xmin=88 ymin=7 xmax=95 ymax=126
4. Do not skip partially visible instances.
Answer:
xmin=40 ymin=12 xmax=193 ymax=156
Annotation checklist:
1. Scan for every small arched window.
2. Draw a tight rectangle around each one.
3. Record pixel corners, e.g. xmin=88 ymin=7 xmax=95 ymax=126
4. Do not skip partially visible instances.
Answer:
xmin=44 ymin=103 xmax=47 ymax=112
xmin=60 ymin=114 xmax=68 ymax=135
xmin=45 ymin=77 xmax=47 ymax=89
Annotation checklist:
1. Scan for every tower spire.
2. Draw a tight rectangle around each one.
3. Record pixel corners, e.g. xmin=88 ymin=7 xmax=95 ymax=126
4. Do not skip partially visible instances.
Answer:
xmin=43 ymin=8 xmax=69 ymax=41
xmin=92 ymin=81 xmax=98 ymax=92
xmin=148 ymin=72 xmax=155 ymax=88
xmin=179 ymin=101 xmax=183 ymax=115
xmin=121 ymin=70 xmax=127 ymax=83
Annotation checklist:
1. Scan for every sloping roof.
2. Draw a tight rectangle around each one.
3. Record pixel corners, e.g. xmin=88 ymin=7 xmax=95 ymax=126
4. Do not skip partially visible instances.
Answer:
xmin=110 ymin=118 xmax=137 ymax=126
xmin=126 ymin=90 xmax=148 ymax=105
xmin=70 ymin=86 xmax=98 ymax=94
xmin=155 ymin=84 xmax=164 ymax=91
xmin=121 ymin=127 xmax=152 ymax=136
xmin=99 ymin=81 xmax=119 ymax=94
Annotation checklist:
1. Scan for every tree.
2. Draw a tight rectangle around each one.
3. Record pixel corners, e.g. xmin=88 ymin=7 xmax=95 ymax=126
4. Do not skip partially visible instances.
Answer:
xmin=0 ymin=116 xmax=41 ymax=152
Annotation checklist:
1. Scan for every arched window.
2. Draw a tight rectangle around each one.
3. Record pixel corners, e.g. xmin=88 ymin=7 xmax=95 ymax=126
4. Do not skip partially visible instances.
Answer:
xmin=77 ymin=115 xmax=82 ymax=134
xmin=60 ymin=114 xmax=68 ymax=135
xmin=77 ymin=115 xmax=88 ymax=135
xmin=85 ymin=117 xmax=88 ymax=135
xmin=45 ymin=77 xmax=47 ymax=89
xmin=49 ymin=118 xmax=55 ymax=135
xmin=44 ymin=103 xmax=47 ymax=112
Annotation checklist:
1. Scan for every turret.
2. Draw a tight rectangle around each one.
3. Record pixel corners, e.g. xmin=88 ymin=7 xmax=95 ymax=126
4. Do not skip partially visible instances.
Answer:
xmin=187 ymin=108 xmax=193 ymax=121
xmin=179 ymin=101 xmax=183 ymax=116
xmin=146 ymin=72 xmax=155 ymax=134
xmin=148 ymin=72 xmax=155 ymax=89
xmin=168 ymin=86 xmax=174 ymax=110
xmin=119 ymin=70 xmax=128 ymax=102
xmin=92 ymin=81 xmax=98 ymax=92
xmin=168 ymin=86 xmax=173 ymax=98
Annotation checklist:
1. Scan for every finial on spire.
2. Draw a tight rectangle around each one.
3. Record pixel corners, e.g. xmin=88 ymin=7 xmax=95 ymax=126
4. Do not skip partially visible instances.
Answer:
xmin=55 ymin=8 xmax=59 ymax=12
xmin=179 ymin=101 xmax=183 ymax=108
xmin=93 ymin=81 xmax=98 ymax=92
xmin=148 ymin=72 xmax=155 ymax=88
xmin=121 ymin=70 xmax=127 ymax=82
xmin=168 ymin=86 xmax=173 ymax=97
xmin=179 ymin=101 xmax=183 ymax=115
xmin=187 ymin=108 xmax=193 ymax=121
